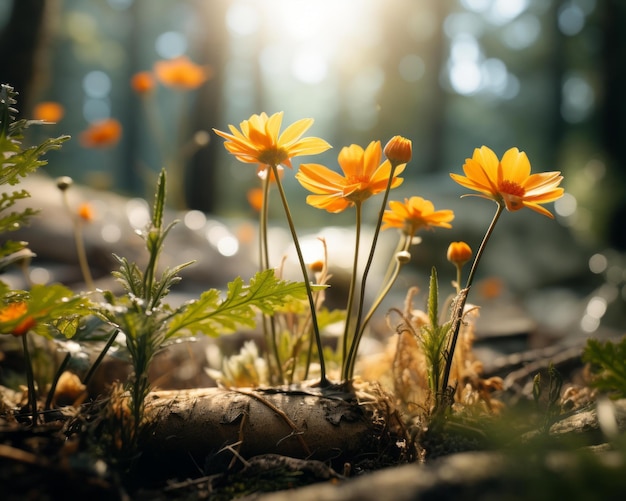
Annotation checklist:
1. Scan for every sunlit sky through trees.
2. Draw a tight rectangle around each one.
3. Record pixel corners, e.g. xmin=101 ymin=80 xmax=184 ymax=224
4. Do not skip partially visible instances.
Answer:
xmin=0 ymin=0 xmax=620 ymax=247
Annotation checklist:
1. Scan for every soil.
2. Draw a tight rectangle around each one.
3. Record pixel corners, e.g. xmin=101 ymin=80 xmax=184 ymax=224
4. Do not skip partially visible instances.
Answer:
xmin=2 ymin=340 xmax=624 ymax=501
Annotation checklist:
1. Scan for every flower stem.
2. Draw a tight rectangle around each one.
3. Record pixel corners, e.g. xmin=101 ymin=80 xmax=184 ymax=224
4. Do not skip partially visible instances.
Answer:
xmin=259 ymin=173 xmax=283 ymax=382
xmin=61 ymin=191 xmax=95 ymax=291
xmin=342 ymin=162 xmax=400 ymax=381
xmin=45 ymin=352 xmax=71 ymax=411
xmin=345 ymin=233 xmax=411 ymax=379
xmin=438 ymin=202 xmax=504 ymax=410
xmin=341 ymin=202 xmax=362 ymax=377
xmin=82 ymin=328 xmax=120 ymax=388
xmin=454 ymin=264 xmax=463 ymax=294
xmin=271 ymin=165 xmax=328 ymax=386
xmin=22 ymin=333 xmax=38 ymax=425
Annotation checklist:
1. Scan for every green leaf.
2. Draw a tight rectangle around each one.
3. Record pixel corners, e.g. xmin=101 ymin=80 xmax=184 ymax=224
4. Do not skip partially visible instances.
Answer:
xmin=0 ymin=284 xmax=92 ymax=339
xmin=166 ymin=269 xmax=309 ymax=338
xmin=152 ymin=169 xmax=166 ymax=231
xmin=582 ymin=336 xmax=626 ymax=398
xmin=111 ymin=254 xmax=145 ymax=297
xmin=427 ymin=266 xmax=439 ymax=330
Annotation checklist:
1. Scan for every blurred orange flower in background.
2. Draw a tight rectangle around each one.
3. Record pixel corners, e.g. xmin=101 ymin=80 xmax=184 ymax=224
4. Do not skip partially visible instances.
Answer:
xmin=131 ymin=71 xmax=155 ymax=94
xmin=0 ymin=302 xmax=36 ymax=337
xmin=296 ymin=141 xmax=405 ymax=213
xmin=247 ymin=188 xmax=264 ymax=212
xmin=77 ymin=202 xmax=95 ymax=223
xmin=381 ymin=196 xmax=454 ymax=235
xmin=154 ymin=56 xmax=211 ymax=90
xmin=33 ymin=102 xmax=64 ymax=122
xmin=80 ymin=118 xmax=122 ymax=148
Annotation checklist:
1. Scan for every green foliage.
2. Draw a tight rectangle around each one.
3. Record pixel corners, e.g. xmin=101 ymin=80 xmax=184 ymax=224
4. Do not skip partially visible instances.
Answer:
xmin=532 ymin=362 xmax=564 ymax=433
xmin=167 ymin=269 xmax=310 ymax=339
xmin=583 ymin=336 xmax=626 ymax=398
xmin=96 ymin=169 xmax=310 ymax=453
xmin=420 ymin=267 xmax=452 ymax=397
xmin=0 ymin=84 xmax=69 ymax=264
xmin=0 ymin=283 xmax=92 ymax=338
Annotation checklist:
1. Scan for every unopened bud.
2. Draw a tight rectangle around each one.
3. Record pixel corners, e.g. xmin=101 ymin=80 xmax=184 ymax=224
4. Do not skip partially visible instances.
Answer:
xmin=447 ymin=241 xmax=472 ymax=267
xmin=56 ymin=176 xmax=73 ymax=191
xmin=395 ymin=250 xmax=412 ymax=264
xmin=384 ymin=135 xmax=412 ymax=165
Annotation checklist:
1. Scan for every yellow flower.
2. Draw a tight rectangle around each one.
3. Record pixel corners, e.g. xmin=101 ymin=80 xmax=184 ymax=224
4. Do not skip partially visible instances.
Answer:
xmin=447 ymin=241 xmax=473 ymax=267
xmin=214 ymin=112 xmax=331 ymax=168
xmin=0 ymin=302 xmax=36 ymax=337
xmin=296 ymin=141 xmax=405 ymax=213
xmin=381 ymin=196 xmax=454 ymax=235
xmin=384 ymin=135 xmax=412 ymax=165
xmin=450 ymin=146 xmax=564 ymax=218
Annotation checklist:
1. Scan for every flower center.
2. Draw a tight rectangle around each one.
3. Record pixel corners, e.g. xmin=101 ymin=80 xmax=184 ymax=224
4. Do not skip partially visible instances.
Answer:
xmin=498 ymin=180 xmax=526 ymax=211
xmin=258 ymin=147 xmax=288 ymax=167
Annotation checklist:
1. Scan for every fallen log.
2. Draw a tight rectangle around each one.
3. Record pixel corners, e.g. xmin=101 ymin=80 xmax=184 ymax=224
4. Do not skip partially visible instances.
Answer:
xmin=139 ymin=382 xmax=411 ymax=477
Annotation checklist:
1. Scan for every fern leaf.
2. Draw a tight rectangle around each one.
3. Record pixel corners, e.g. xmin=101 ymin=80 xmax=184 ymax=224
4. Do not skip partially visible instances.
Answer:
xmin=166 ymin=269 xmax=308 ymax=338
xmin=583 ymin=337 xmax=626 ymax=398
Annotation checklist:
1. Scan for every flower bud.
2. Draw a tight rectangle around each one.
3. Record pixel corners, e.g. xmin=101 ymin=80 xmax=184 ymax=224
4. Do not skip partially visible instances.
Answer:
xmin=447 ymin=241 xmax=472 ymax=267
xmin=56 ymin=176 xmax=73 ymax=191
xmin=384 ymin=135 xmax=412 ymax=165
xmin=395 ymin=250 xmax=412 ymax=264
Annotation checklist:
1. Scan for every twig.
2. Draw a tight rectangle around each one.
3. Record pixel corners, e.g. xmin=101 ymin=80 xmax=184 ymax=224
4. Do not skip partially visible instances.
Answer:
xmin=234 ymin=388 xmax=312 ymax=457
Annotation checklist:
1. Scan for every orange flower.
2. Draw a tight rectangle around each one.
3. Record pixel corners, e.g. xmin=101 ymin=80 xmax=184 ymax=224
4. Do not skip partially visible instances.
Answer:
xmin=381 ymin=196 xmax=454 ymax=235
xmin=77 ymin=202 xmax=95 ymax=223
xmin=247 ymin=188 xmax=264 ymax=212
xmin=80 ymin=118 xmax=122 ymax=148
xmin=153 ymin=56 xmax=210 ymax=90
xmin=33 ymin=102 xmax=65 ymax=122
xmin=0 ymin=302 xmax=36 ymax=337
xmin=296 ymin=141 xmax=405 ymax=213
xmin=214 ymin=112 xmax=331 ymax=168
xmin=450 ymin=146 xmax=564 ymax=218
xmin=384 ymin=135 xmax=412 ymax=165
xmin=131 ymin=71 xmax=155 ymax=94
xmin=447 ymin=241 xmax=473 ymax=267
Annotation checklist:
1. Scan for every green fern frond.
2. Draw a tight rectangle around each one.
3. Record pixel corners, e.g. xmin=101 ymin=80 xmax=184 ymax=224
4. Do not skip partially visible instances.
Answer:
xmin=166 ymin=269 xmax=309 ymax=339
xmin=583 ymin=337 xmax=626 ymax=398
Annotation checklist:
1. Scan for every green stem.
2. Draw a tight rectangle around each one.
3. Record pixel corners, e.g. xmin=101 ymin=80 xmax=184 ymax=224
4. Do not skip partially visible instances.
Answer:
xmin=438 ymin=202 xmax=505 ymax=409
xmin=45 ymin=352 xmax=71 ymax=411
xmin=61 ymin=191 xmax=95 ymax=291
xmin=271 ymin=165 xmax=328 ymax=386
xmin=454 ymin=264 xmax=462 ymax=294
xmin=22 ymin=333 xmax=38 ymax=425
xmin=82 ymin=328 xmax=120 ymax=388
xmin=346 ymin=233 xmax=411 ymax=379
xmin=341 ymin=202 xmax=362 ymax=377
xmin=342 ymin=161 xmax=400 ymax=381
xmin=259 ymin=174 xmax=283 ymax=382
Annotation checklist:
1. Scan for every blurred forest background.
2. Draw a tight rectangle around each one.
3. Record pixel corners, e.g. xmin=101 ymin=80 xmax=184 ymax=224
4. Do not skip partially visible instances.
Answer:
xmin=1 ymin=0 xmax=626 ymax=335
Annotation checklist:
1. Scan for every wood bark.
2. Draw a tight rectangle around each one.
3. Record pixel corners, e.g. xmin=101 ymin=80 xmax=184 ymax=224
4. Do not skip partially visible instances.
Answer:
xmin=139 ymin=385 xmax=410 ymax=477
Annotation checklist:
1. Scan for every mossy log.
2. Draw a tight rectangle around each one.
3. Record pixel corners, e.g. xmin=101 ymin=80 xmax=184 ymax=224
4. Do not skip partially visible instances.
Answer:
xmin=140 ymin=383 xmax=410 ymax=477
